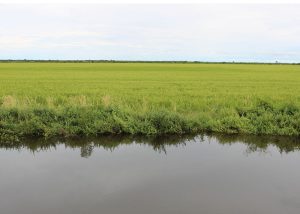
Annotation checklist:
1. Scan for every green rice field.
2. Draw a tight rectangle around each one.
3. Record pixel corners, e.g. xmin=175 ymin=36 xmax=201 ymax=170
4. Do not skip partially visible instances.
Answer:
xmin=1 ymin=62 xmax=300 ymax=141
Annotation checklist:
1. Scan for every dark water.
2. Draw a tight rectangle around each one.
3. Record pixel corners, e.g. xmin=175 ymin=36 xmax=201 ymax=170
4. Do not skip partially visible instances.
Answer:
xmin=1 ymin=134 xmax=300 ymax=214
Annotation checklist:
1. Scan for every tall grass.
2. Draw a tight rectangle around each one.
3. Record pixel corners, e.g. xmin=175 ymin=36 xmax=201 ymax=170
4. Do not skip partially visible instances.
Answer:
xmin=0 ymin=62 xmax=300 ymax=141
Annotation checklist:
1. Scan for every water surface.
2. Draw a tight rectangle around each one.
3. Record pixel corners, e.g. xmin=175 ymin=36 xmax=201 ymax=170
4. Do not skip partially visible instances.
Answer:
xmin=1 ymin=134 xmax=300 ymax=214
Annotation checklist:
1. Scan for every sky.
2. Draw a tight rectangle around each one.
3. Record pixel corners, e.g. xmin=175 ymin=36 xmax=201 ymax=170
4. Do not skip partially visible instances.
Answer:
xmin=0 ymin=4 xmax=300 ymax=62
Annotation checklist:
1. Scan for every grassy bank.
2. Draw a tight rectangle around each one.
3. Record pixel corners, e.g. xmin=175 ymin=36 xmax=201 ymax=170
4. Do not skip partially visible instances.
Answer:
xmin=1 ymin=62 xmax=300 ymax=141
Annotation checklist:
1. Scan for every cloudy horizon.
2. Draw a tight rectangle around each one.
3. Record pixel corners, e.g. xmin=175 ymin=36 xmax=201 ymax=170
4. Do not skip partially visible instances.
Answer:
xmin=0 ymin=4 xmax=300 ymax=62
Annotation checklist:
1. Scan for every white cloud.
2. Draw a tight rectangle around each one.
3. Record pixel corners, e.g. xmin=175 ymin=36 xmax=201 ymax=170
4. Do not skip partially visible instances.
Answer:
xmin=0 ymin=4 xmax=299 ymax=62
xmin=0 ymin=36 xmax=35 ymax=49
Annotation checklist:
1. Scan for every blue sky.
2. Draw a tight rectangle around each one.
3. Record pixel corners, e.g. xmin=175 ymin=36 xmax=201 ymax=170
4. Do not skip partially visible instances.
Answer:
xmin=0 ymin=4 xmax=299 ymax=62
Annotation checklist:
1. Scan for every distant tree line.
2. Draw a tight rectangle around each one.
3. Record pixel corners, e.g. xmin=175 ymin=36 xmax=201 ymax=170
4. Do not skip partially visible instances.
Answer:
xmin=0 ymin=59 xmax=299 ymax=65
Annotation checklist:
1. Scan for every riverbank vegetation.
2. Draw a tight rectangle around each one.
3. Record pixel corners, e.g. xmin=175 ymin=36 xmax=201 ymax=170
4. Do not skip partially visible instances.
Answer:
xmin=1 ymin=62 xmax=300 ymax=141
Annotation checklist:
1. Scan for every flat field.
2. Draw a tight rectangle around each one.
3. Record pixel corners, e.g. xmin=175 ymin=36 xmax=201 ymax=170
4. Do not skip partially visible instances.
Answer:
xmin=1 ymin=62 xmax=300 ymax=140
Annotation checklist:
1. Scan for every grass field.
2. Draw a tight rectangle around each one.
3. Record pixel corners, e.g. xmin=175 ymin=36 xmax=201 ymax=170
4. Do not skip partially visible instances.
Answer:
xmin=1 ymin=62 xmax=300 ymax=141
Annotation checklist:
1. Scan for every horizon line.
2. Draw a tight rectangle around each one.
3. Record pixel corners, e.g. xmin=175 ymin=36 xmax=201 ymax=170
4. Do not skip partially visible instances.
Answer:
xmin=0 ymin=59 xmax=299 ymax=65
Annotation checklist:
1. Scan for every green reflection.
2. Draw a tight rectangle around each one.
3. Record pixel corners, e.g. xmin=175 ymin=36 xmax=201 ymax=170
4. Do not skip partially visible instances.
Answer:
xmin=0 ymin=134 xmax=299 ymax=157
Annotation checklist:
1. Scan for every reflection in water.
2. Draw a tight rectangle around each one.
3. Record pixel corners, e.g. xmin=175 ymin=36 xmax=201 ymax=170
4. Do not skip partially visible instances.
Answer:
xmin=1 ymin=134 xmax=300 ymax=157
xmin=1 ymin=133 xmax=300 ymax=214
xmin=214 ymin=134 xmax=300 ymax=154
